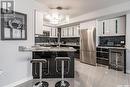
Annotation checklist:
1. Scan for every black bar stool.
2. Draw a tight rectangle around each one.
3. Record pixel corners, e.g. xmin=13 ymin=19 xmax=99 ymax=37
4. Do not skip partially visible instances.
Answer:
xmin=55 ymin=57 xmax=71 ymax=87
xmin=31 ymin=59 xmax=49 ymax=87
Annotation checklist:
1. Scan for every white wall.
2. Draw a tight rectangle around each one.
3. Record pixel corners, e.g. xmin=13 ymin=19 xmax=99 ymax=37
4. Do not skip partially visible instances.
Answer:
xmin=126 ymin=14 xmax=130 ymax=73
xmin=0 ymin=0 xmax=47 ymax=87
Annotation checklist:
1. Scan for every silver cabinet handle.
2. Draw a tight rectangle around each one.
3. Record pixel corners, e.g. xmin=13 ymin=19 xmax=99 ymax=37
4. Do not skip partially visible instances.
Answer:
xmin=43 ymin=61 xmax=49 ymax=75
xmin=34 ymin=63 xmax=38 ymax=76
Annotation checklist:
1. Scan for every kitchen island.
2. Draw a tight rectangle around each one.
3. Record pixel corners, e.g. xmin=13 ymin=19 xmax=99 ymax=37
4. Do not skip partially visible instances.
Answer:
xmin=32 ymin=46 xmax=76 ymax=79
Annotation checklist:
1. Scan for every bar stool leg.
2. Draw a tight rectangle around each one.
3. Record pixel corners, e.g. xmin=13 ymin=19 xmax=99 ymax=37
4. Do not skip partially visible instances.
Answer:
xmin=61 ymin=61 xmax=65 ymax=86
xmin=34 ymin=62 xmax=43 ymax=87
xmin=55 ymin=60 xmax=70 ymax=87
xmin=31 ymin=59 xmax=49 ymax=87
xmin=40 ymin=62 xmax=42 ymax=82
xmin=33 ymin=62 xmax=49 ymax=87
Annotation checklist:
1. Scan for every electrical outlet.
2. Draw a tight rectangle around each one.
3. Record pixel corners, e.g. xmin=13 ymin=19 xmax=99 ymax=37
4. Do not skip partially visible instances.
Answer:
xmin=120 ymin=41 xmax=125 ymax=44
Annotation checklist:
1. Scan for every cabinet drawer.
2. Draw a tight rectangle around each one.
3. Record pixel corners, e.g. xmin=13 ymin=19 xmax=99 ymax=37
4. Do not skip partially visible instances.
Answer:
xmin=96 ymin=48 xmax=101 ymax=51
xmin=96 ymin=52 xmax=109 ymax=59
xmin=97 ymin=58 xmax=109 ymax=65
xmin=102 ymin=48 xmax=109 ymax=52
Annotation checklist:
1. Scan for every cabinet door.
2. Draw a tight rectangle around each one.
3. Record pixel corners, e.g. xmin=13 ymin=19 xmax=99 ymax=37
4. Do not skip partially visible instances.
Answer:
xmin=43 ymin=26 xmax=51 ymax=36
xmin=72 ymin=26 xmax=75 ymax=37
xmin=64 ymin=28 xmax=68 ymax=37
xmin=78 ymin=25 xmax=80 ymax=37
xmin=48 ymin=27 xmax=52 ymax=37
xmin=51 ymin=28 xmax=57 ymax=37
xmin=50 ymin=28 xmax=52 ymax=37
xmin=61 ymin=28 xmax=64 ymax=37
xmin=68 ymin=27 xmax=73 ymax=37
xmin=74 ymin=26 xmax=78 ymax=37
xmin=98 ymin=21 xmax=104 ymax=36
xmin=35 ymin=11 xmax=43 ymax=34
xmin=55 ymin=28 xmax=58 ymax=37
xmin=98 ymin=20 xmax=110 ymax=36
xmin=50 ymin=27 xmax=54 ymax=37
xmin=109 ymin=17 xmax=126 ymax=36
xmin=74 ymin=25 xmax=80 ymax=37
xmin=104 ymin=20 xmax=110 ymax=36
xmin=109 ymin=19 xmax=116 ymax=36
xmin=67 ymin=27 xmax=69 ymax=37
xmin=117 ymin=17 xmax=126 ymax=35
xmin=62 ymin=28 xmax=66 ymax=37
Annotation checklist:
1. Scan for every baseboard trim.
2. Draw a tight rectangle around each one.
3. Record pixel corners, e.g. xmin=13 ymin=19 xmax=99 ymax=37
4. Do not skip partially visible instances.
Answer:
xmin=3 ymin=77 xmax=33 ymax=87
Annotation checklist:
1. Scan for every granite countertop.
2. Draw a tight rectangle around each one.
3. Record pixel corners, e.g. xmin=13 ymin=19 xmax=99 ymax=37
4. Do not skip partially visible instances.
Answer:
xmin=35 ymin=43 xmax=80 ymax=47
xmin=97 ymin=46 xmax=126 ymax=50
xmin=32 ymin=46 xmax=77 ymax=52
xmin=61 ymin=44 xmax=80 ymax=47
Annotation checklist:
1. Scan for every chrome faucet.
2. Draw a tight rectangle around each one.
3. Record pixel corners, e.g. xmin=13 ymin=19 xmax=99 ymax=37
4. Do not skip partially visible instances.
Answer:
xmin=57 ymin=32 xmax=61 ymax=47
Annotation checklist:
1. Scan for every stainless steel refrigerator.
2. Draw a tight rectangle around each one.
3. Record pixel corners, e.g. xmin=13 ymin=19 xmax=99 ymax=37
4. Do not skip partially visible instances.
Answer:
xmin=80 ymin=28 xmax=96 ymax=66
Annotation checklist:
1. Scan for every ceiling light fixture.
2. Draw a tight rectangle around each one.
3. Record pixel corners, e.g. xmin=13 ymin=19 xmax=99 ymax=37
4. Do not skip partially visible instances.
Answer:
xmin=44 ymin=7 xmax=70 ymax=25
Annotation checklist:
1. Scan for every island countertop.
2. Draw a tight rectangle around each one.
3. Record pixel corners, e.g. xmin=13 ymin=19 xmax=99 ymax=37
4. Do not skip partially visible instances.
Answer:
xmin=31 ymin=46 xmax=77 ymax=52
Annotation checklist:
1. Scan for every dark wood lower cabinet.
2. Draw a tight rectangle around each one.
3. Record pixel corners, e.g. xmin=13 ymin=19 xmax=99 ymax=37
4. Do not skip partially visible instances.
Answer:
xmin=96 ymin=48 xmax=109 ymax=66
xmin=32 ymin=51 xmax=75 ymax=79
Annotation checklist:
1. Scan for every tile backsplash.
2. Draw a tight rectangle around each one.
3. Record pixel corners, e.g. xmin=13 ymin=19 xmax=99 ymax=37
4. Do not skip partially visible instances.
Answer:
xmin=99 ymin=36 xmax=125 ymax=47
xmin=61 ymin=37 xmax=80 ymax=44
xmin=35 ymin=37 xmax=50 ymax=43
xmin=35 ymin=37 xmax=80 ymax=44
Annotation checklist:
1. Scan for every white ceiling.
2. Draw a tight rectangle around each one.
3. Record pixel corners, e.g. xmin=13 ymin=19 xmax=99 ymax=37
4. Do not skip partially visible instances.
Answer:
xmin=36 ymin=0 xmax=130 ymax=18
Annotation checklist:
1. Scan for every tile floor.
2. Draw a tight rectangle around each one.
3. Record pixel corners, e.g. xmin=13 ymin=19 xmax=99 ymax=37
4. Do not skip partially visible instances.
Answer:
xmin=16 ymin=60 xmax=130 ymax=87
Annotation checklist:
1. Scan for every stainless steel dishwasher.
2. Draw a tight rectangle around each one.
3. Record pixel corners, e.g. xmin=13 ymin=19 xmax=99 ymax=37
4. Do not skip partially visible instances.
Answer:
xmin=109 ymin=49 xmax=124 ymax=71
